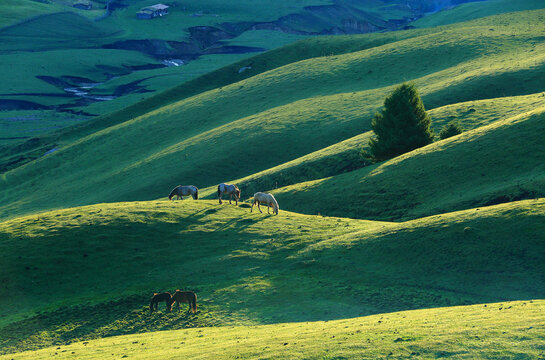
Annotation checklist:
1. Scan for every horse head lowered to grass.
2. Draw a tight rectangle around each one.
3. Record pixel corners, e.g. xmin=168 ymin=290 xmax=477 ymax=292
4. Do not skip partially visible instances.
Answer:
xmin=149 ymin=292 xmax=173 ymax=312
xmin=171 ymin=290 xmax=198 ymax=313
xmin=251 ymin=192 xmax=279 ymax=215
xmin=169 ymin=185 xmax=198 ymax=200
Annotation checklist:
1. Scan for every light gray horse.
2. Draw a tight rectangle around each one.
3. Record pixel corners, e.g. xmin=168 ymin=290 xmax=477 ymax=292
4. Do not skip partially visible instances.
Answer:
xmin=217 ymin=183 xmax=240 ymax=205
xmin=169 ymin=185 xmax=198 ymax=200
xmin=251 ymin=192 xmax=279 ymax=215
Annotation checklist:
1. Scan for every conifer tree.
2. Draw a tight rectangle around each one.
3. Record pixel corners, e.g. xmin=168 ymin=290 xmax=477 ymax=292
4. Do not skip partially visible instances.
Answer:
xmin=439 ymin=120 xmax=464 ymax=140
xmin=369 ymin=83 xmax=434 ymax=161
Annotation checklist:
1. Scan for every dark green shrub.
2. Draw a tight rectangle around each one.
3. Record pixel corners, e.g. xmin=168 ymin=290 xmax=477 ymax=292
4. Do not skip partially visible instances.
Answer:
xmin=368 ymin=83 xmax=434 ymax=162
xmin=439 ymin=121 xmax=464 ymax=140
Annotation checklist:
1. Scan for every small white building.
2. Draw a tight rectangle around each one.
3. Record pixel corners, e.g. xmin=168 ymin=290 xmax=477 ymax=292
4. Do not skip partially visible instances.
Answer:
xmin=137 ymin=4 xmax=169 ymax=19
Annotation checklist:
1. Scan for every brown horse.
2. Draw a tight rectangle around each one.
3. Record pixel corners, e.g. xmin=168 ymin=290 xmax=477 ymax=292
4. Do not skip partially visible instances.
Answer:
xmin=170 ymin=290 xmax=198 ymax=313
xmin=149 ymin=292 xmax=173 ymax=312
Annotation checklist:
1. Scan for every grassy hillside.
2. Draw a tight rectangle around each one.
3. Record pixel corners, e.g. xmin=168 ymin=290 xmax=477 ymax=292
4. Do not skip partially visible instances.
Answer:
xmin=0 ymin=0 xmax=105 ymax=28
xmin=0 ymin=49 xmax=155 ymax=101
xmin=3 ymin=300 xmax=544 ymax=359
xmin=413 ymin=0 xmax=545 ymax=28
xmin=0 ymin=199 xmax=544 ymax=352
xmin=2 ymin=10 xmax=545 ymax=220
xmin=2 ymin=3 xmax=545 ymax=359
xmin=0 ymin=28 xmax=421 ymax=149
xmin=197 ymin=91 xmax=545 ymax=199
xmin=0 ymin=0 xmax=432 ymax=145
xmin=272 ymin=107 xmax=545 ymax=220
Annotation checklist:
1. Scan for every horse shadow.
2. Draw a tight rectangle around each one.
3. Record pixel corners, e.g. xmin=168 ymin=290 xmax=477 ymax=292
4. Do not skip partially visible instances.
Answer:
xmin=213 ymin=215 xmax=268 ymax=233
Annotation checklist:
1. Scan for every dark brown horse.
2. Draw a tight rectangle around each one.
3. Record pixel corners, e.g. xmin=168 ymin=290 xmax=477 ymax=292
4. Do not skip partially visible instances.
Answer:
xmin=170 ymin=290 xmax=197 ymax=313
xmin=149 ymin=292 xmax=173 ymax=312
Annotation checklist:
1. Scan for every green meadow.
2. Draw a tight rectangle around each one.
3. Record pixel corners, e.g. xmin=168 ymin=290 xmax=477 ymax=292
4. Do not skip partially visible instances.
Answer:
xmin=1 ymin=199 xmax=544 ymax=353
xmin=1 ymin=1 xmax=545 ymax=358
xmin=3 ymin=301 xmax=544 ymax=359
xmin=3 ymin=9 xmax=545 ymax=219
xmin=0 ymin=0 xmax=419 ymax=142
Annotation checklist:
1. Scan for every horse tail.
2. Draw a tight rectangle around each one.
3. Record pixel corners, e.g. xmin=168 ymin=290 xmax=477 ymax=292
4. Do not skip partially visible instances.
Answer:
xmin=217 ymin=185 xmax=221 ymax=198
xmin=194 ymin=187 xmax=199 ymax=200
xmin=192 ymin=293 xmax=198 ymax=313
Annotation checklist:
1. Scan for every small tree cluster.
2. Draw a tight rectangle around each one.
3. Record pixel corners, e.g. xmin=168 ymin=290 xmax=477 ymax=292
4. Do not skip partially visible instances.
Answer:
xmin=439 ymin=121 xmax=464 ymax=140
xmin=368 ymin=83 xmax=434 ymax=162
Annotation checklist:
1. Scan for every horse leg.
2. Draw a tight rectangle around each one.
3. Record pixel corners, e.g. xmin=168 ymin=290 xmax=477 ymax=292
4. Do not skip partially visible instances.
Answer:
xmin=229 ymin=193 xmax=232 ymax=204
xmin=258 ymin=202 xmax=262 ymax=213
xmin=251 ymin=199 xmax=255 ymax=212
xmin=235 ymin=196 xmax=238 ymax=206
xmin=267 ymin=203 xmax=270 ymax=214
xmin=219 ymin=192 xmax=223 ymax=204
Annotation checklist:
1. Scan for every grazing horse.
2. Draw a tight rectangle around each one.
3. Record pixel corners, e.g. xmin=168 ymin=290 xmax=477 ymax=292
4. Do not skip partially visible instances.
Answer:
xmin=149 ymin=292 xmax=173 ymax=312
xmin=171 ymin=290 xmax=198 ymax=313
xmin=169 ymin=185 xmax=198 ymax=200
xmin=251 ymin=192 xmax=279 ymax=215
xmin=217 ymin=183 xmax=240 ymax=205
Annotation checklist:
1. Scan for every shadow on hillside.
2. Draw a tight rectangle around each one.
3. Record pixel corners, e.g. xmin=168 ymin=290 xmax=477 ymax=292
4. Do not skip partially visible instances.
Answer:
xmin=0 ymin=294 xmax=217 ymax=355
xmin=3 ymin=199 xmax=545 ymax=354
xmin=424 ymin=62 xmax=545 ymax=109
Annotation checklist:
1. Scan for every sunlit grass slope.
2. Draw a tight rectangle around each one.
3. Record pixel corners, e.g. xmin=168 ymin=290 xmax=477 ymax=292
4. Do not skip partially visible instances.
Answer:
xmin=198 ymin=91 xmax=545 ymax=199
xmin=0 ymin=0 xmax=416 ymax=141
xmin=2 ymin=10 xmax=545 ymax=219
xmin=0 ymin=199 xmax=544 ymax=352
xmin=3 ymin=300 xmax=545 ymax=360
xmin=0 ymin=28 xmax=423 ymax=170
xmin=413 ymin=0 xmax=545 ymax=28
xmin=5 ymin=27 xmax=423 ymax=145
xmin=273 ymin=107 xmax=545 ymax=221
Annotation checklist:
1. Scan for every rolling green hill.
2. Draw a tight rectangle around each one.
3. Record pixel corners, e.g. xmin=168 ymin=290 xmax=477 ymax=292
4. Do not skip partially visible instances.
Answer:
xmin=0 ymin=199 xmax=544 ymax=353
xmin=0 ymin=0 xmax=105 ymax=29
xmin=197 ymin=91 xmax=545 ymax=200
xmin=2 ymin=300 xmax=544 ymax=359
xmin=271 ymin=106 xmax=545 ymax=220
xmin=2 ymin=4 xmax=545 ymax=358
xmin=412 ymin=0 xmax=545 ymax=28
xmin=0 ymin=0 xmax=438 ymax=146
xmin=2 ymin=9 xmax=545 ymax=220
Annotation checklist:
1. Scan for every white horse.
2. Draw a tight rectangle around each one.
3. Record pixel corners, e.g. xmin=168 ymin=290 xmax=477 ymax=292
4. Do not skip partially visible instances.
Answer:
xmin=217 ymin=183 xmax=240 ymax=205
xmin=169 ymin=185 xmax=198 ymax=200
xmin=251 ymin=192 xmax=279 ymax=215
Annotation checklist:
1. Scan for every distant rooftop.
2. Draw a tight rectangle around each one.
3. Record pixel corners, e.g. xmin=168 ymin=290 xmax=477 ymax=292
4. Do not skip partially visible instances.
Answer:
xmin=148 ymin=4 xmax=169 ymax=10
